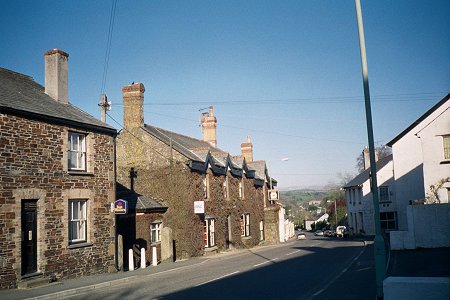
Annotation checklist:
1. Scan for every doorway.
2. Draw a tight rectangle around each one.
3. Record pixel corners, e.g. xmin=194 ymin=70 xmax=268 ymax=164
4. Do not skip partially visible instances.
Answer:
xmin=21 ymin=200 xmax=37 ymax=275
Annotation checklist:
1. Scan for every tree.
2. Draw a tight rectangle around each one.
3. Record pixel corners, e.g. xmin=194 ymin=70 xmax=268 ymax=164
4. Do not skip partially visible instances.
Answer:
xmin=356 ymin=145 xmax=392 ymax=172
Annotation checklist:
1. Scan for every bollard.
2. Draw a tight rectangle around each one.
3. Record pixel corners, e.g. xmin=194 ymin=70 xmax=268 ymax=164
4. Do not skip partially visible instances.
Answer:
xmin=141 ymin=248 xmax=146 ymax=269
xmin=128 ymin=249 xmax=134 ymax=271
xmin=152 ymin=246 xmax=157 ymax=266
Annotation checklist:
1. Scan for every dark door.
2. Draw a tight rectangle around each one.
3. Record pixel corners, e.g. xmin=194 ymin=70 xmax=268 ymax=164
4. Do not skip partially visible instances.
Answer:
xmin=21 ymin=200 xmax=37 ymax=275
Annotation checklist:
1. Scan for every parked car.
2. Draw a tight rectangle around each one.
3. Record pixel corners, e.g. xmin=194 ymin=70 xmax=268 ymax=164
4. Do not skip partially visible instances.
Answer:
xmin=324 ymin=230 xmax=336 ymax=237
xmin=314 ymin=230 xmax=324 ymax=236
xmin=297 ymin=233 xmax=306 ymax=240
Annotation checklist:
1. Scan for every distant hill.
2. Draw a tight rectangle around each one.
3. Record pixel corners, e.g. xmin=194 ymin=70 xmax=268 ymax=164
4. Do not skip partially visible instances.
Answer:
xmin=280 ymin=189 xmax=327 ymax=204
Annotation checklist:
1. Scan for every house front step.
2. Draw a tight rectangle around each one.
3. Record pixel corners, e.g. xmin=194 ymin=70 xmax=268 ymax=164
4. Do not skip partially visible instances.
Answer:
xmin=18 ymin=274 xmax=52 ymax=289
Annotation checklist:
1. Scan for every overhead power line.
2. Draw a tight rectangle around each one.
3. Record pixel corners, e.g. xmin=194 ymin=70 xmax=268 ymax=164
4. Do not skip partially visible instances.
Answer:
xmin=100 ymin=0 xmax=118 ymax=95
xmin=111 ymin=92 xmax=445 ymax=107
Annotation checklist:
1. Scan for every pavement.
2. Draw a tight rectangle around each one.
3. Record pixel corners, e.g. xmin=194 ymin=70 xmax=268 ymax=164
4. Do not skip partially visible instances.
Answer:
xmin=1 ymin=239 xmax=449 ymax=300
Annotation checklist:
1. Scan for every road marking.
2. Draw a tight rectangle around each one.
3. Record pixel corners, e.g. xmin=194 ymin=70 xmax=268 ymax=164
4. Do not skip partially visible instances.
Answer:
xmin=195 ymin=271 xmax=240 ymax=286
xmin=312 ymin=289 xmax=325 ymax=296
xmin=286 ymin=250 xmax=301 ymax=256
xmin=253 ymin=258 xmax=278 ymax=267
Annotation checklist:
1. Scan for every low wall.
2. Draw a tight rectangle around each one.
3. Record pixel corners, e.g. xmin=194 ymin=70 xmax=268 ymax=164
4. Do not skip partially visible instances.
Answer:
xmin=383 ymin=277 xmax=450 ymax=300
xmin=390 ymin=203 xmax=450 ymax=250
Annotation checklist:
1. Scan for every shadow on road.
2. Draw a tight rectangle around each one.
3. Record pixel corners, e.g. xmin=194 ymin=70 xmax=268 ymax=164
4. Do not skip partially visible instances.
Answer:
xmin=79 ymin=239 xmax=375 ymax=300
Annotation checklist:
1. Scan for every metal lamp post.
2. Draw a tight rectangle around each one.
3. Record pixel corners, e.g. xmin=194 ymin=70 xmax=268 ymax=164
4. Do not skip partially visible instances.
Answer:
xmin=354 ymin=1 xmax=386 ymax=298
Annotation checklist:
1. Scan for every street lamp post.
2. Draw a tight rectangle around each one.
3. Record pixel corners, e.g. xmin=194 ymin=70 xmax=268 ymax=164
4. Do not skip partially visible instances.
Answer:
xmin=354 ymin=1 xmax=386 ymax=299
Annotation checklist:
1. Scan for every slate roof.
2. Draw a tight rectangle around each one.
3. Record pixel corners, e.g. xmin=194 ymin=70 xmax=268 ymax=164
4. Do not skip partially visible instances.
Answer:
xmin=343 ymin=154 xmax=393 ymax=189
xmin=116 ymin=183 xmax=167 ymax=213
xmin=0 ymin=67 xmax=116 ymax=135
xmin=143 ymin=124 xmax=222 ymax=162
xmin=387 ymin=93 xmax=450 ymax=147
xmin=142 ymin=123 xmax=272 ymax=185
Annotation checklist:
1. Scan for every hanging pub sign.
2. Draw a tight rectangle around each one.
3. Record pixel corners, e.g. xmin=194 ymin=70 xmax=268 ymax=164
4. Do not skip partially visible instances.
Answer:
xmin=194 ymin=201 xmax=205 ymax=214
xmin=114 ymin=199 xmax=128 ymax=214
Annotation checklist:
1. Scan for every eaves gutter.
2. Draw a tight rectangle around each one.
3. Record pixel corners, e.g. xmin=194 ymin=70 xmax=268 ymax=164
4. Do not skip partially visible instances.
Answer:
xmin=0 ymin=106 xmax=117 ymax=136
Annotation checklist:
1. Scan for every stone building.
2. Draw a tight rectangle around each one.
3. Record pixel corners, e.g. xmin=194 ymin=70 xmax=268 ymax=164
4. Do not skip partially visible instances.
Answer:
xmin=0 ymin=50 xmax=116 ymax=288
xmin=116 ymin=83 xmax=279 ymax=261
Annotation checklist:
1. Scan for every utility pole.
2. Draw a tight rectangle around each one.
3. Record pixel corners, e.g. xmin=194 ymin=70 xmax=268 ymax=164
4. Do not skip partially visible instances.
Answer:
xmin=98 ymin=94 xmax=111 ymax=122
xmin=334 ymin=199 xmax=337 ymax=227
xmin=354 ymin=1 xmax=386 ymax=298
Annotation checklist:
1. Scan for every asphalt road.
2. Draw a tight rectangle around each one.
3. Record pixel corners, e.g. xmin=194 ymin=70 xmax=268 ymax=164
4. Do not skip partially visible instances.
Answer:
xmin=65 ymin=233 xmax=373 ymax=300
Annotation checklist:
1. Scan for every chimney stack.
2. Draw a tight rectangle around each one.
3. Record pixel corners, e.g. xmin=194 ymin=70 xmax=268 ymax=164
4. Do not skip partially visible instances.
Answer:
xmin=363 ymin=147 xmax=379 ymax=170
xmin=241 ymin=135 xmax=253 ymax=162
xmin=122 ymin=83 xmax=145 ymax=130
xmin=44 ymin=49 xmax=69 ymax=104
xmin=201 ymin=105 xmax=217 ymax=147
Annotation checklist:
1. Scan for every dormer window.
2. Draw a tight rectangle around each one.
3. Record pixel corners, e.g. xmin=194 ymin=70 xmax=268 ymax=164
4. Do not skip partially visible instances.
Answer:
xmin=68 ymin=132 xmax=86 ymax=171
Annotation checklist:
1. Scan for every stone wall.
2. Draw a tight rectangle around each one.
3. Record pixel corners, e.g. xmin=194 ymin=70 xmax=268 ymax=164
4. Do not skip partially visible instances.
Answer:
xmin=116 ymin=129 xmax=268 ymax=259
xmin=0 ymin=113 xmax=115 ymax=288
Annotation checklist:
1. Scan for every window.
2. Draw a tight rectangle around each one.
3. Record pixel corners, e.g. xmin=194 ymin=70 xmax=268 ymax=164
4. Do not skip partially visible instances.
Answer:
xmin=379 ymin=186 xmax=389 ymax=202
xmin=202 ymin=175 xmax=209 ymax=199
xmin=69 ymin=200 xmax=87 ymax=244
xmin=223 ymin=177 xmax=228 ymax=199
xmin=259 ymin=220 xmax=265 ymax=241
xmin=444 ymin=135 xmax=450 ymax=160
xmin=203 ymin=218 xmax=215 ymax=248
xmin=151 ymin=222 xmax=162 ymax=243
xmin=241 ymin=213 xmax=250 ymax=237
xmin=239 ymin=181 xmax=244 ymax=199
xmin=380 ymin=212 xmax=397 ymax=230
xmin=68 ymin=132 xmax=86 ymax=171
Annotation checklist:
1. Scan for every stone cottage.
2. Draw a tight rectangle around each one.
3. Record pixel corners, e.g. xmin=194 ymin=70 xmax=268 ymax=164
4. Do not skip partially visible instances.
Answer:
xmin=0 ymin=50 xmax=116 ymax=288
xmin=116 ymin=83 xmax=279 ymax=261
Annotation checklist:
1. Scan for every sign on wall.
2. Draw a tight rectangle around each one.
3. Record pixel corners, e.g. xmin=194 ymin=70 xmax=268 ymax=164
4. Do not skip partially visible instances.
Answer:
xmin=114 ymin=199 xmax=128 ymax=214
xmin=194 ymin=201 xmax=205 ymax=214
xmin=268 ymin=189 xmax=280 ymax=201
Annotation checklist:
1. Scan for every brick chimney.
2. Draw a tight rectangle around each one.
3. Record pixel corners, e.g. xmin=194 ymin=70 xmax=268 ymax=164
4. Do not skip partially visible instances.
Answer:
xmin=201 ymin=106 xmax=217 ymax=147
xmin=363 ymin=147 xmax=379 ymax=170
xmin=44 ymin=49 xmax=69 ymax=104
xmin=122 ymin=83 xmax=145 ymax=129
xmin=241 ymin=135 xmax=253 ymax=162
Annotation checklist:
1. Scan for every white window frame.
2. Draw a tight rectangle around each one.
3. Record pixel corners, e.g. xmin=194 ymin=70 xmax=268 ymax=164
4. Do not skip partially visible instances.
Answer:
xmin=151 ymin=222 xmax=162 ymax=243
xmin=223 ymin=177 xmax=228 ymax=200
xmin=202 ymin=175 xmax=209 ymax=199
xmin=239 ymin=179 xmax=244 ymax=199
xmin=69 ymin=200 xmax=87 ymax=244
xmin=443 ymin=135 xmax=450 ymax=160
xmin=68 ymin=132 xmax=86 ymax=171
xmin=241 ymin=213 xmax=250 ymax=237
xmin=204 ymin=218 xmax=215 ymax=248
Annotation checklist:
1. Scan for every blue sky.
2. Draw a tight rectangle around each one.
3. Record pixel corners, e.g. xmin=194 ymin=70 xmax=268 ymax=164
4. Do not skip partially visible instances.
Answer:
xmin=1 ymin=1 xmax=449 ymax=188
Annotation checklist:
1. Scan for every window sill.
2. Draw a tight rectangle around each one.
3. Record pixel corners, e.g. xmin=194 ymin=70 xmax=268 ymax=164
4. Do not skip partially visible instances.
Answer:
xmin=440 ymin=159 xmax=450 ymax=164
xmin=68 ymin=171 xmax=94 ymax=176
xmin=150 ymin=241 xmax=161 ymax=246
xmin=68 ymin=242 xmax=93 ymax=249
xmin=241 ymin=236 xmax=252 ymax=240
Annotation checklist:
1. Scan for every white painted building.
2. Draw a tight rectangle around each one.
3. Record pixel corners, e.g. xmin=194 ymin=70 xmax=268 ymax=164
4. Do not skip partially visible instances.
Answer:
xmin=343 ymin=154 xmax=395 ymax=235
xmin=344 ymin=94 xmax=450 ymax=237
xmin=387 ymin=94 xmax=450 ymax=231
